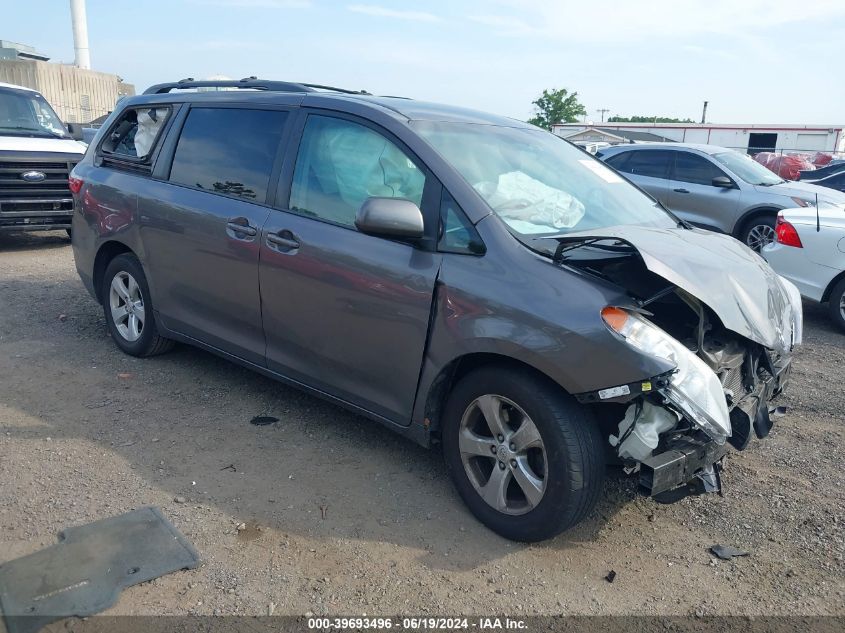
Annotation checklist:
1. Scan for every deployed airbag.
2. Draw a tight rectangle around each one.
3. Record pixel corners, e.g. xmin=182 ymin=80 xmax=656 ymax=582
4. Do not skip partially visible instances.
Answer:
xmin=133 ymin=108 xmax=169 ymax=157
xmin=476 ymin=171 xmax=586 ymax=233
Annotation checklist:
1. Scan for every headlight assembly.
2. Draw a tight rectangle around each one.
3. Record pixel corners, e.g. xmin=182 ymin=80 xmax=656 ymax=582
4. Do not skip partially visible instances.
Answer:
xmin=601 ymin=307 xmax=731 ymax=444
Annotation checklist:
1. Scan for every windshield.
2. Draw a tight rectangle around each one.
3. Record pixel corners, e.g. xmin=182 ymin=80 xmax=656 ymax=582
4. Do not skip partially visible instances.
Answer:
xmin=412 ymin=121 xmax=675 ymax=236
xmin=0 ymin=87 xmax=69 ymax=138
xmin=713 ymin=150 xmax=784 ymax=186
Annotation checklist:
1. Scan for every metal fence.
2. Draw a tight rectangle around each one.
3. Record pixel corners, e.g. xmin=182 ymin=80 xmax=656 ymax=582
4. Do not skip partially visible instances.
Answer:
xmin=719 ymin=146 xmax=845 ymax=160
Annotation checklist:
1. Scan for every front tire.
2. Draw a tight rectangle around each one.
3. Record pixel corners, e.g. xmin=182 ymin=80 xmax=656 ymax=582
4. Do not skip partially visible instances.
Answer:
xmin=741 ymin=215 xmax=777 ymax=252
xmin=101 ymin=254 xmax=174 ymax=357
xmin=442 ymin=366 xmax=605 ymax=542
xmin=828 ymin=278 xmax=845 ymax=333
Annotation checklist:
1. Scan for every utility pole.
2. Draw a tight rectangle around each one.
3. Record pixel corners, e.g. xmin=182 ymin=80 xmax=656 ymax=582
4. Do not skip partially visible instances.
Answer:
xmin=701 ymin=100 xmax=708 ymax=124
xmin=596 ymin=108 xmax=610 ymax=123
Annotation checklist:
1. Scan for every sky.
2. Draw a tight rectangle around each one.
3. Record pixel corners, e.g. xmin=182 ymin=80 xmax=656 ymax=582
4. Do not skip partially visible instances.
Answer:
xmin=6 ymin=0 xmax=844 ymax=124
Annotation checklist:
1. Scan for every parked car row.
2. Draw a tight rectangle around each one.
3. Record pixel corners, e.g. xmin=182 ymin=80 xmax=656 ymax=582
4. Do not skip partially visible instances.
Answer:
xmin=596 ymin=143 xmax=845 ymax=252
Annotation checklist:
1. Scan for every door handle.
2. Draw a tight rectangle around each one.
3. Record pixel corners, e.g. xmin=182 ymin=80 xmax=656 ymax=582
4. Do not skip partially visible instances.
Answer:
xmin=226 ymin=217 xmax=258 ymax=238
xmin=266 ymin=230 xmax=300 ymax=252
xmin=673 ymin=188 xmax=690 ymax=194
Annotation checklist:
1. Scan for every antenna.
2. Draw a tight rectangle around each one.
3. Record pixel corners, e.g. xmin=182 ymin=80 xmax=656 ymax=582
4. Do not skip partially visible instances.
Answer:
xmin=816 ymin=192 xmax=820 ymax=232
xmin=596 ymin=108 xmax=610 ymax=123
xmin=701 ymin=100 xmax=708 ymax=124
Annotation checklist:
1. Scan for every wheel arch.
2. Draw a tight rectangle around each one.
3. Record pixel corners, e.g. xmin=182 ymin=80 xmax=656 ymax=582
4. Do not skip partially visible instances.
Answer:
xmin=822 ymin=269 xmax=845 ymax=303
xmin=92 ymin=240 xmax=135 ymax=303
xmin=422 ymin=352 xmax=567 ymax=442
xmin=731 ymin=206 xmax=781 ymax=238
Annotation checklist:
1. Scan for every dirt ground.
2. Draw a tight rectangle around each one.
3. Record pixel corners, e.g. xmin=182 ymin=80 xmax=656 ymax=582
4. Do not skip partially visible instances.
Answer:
xmin=1 ymin=230 xmax=843 ymax=619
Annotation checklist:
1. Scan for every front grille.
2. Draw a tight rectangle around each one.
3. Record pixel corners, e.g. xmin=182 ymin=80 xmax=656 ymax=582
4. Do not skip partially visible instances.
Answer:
xmin=0 ymin=155 xmax=79 ymax=224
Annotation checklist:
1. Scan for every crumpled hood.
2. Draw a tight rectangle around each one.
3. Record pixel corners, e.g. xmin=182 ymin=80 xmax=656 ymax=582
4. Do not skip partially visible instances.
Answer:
xmin=565 ymin=225 xmax=803 ymax=353
xmin=760 ymin=179 xmax=845 ymax=204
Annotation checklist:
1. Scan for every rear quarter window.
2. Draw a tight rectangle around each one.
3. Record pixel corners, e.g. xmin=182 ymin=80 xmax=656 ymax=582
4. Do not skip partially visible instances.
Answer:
xmin=98 ymin=106 xmax=172 ymax=173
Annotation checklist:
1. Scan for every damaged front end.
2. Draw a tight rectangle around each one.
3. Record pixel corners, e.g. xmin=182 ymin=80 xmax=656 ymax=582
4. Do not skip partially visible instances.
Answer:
xmin=564 ymin=227 xmax=801 ymax=500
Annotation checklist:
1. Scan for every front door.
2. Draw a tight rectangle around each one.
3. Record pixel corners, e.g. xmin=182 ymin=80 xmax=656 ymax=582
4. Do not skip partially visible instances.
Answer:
xmin=139 ymin=106 xmax=289 ymax=364
xmin=667 ymin=150 xmax=741 ymax=232
xmin=259 ymin=113 xmax=441 ymax=423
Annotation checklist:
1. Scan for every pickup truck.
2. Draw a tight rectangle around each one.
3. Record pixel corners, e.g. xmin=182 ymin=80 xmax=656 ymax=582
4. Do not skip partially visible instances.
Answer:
xmin=0 ymin=81 xmax=87 ymax=234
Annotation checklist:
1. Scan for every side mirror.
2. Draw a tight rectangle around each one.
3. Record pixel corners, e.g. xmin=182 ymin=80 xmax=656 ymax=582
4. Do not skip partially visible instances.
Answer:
xmin=355 ymin=197 xmax=424 ymax=239
xmin=65 ymin=122 xmax=82 ymax=140
xmin=712 ymin=176 xmax=734 ymax=188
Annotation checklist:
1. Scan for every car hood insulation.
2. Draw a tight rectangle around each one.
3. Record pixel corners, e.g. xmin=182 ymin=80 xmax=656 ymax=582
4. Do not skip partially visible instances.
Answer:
xmin=559 ymin=225 xmax=803 ymax=354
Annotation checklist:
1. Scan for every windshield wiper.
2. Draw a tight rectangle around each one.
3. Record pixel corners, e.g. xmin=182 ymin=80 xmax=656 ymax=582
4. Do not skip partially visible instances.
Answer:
xmin=545 ymin=236 xmax=632 ymax=265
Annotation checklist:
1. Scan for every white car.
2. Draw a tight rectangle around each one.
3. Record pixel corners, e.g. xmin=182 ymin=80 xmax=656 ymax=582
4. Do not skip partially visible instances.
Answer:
xmin=763 ymin=205 xmax=845 ymax=331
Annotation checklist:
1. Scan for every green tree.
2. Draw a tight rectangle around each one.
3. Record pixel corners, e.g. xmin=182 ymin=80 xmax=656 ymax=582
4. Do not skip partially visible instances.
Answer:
xmin=527 ymin=88 xmax=587 ymax=130
xmin=608 ymin=115 xmax=695 ymax=123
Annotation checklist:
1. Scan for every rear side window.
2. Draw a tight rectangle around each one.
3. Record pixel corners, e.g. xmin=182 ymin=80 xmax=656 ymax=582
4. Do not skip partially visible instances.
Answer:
xmin=673 ymin=151 xmax=726 ymax=185
xmin=614 ymin=150 xmax=671 ymax=179
xmin=99 ymin=106 xmax=171 ymax=171
xmin=289 ymin=115 xmax=426 ymax=228
xmin=169 ymin=108 xmax=288 ymax=202
xmin=604 ymin=152 xmax=630 ymax=170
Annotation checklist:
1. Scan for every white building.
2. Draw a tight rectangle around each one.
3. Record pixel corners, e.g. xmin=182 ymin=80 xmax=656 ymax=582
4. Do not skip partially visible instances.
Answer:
xmin=552 ymin=122 xmax=845 ymax=154
xmin=0 ymin=40 xmax=133 ymax=124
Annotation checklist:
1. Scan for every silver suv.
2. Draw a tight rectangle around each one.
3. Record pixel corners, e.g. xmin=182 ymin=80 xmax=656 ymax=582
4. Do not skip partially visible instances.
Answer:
xmin=598 ymin=143 xmax=845 ymax=251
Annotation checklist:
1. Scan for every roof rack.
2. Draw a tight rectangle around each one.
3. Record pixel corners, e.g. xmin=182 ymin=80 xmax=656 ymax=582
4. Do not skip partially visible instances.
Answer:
xmin=143 ymin=76 xmax=371 ymax=96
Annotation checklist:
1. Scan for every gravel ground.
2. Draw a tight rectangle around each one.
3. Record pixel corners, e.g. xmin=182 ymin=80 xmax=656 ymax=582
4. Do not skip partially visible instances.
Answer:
xmin=0 ymin=230 xmax=843 ymax=620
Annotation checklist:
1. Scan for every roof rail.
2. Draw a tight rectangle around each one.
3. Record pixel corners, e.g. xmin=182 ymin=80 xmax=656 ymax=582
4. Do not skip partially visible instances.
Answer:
xmin=301 ymin=83 xmax=371 ymax=95
xmin=143 ymin=77 xmax=370 ymax=95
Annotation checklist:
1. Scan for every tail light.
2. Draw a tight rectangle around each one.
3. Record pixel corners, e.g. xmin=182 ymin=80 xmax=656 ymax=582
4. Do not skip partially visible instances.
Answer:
xmin=68 ymin=175 xmax=84 ymax=194
xmin=775 ymin=213 xmax=803 ymax=248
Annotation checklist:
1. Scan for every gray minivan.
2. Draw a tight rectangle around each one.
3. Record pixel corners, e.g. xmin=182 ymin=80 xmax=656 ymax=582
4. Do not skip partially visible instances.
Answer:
xmin=598 ymin=143 xmax=845 ymax=251
xmin=71 ymin=79 xmax=801 ymax=541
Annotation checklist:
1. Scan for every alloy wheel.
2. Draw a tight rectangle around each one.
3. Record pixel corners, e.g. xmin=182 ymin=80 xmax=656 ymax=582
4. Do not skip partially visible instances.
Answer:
xmin=109 ymin=271 xmax=145 ymax=342
xmin=746 ymin=224 xmax=776 ymax=252
xmin=458 ymin=394 xmax=547 ymax=516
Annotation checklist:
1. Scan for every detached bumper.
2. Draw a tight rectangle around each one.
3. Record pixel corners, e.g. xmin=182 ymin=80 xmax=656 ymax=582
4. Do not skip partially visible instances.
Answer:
xmin=639 ymin=436 xmax=728 ymax=496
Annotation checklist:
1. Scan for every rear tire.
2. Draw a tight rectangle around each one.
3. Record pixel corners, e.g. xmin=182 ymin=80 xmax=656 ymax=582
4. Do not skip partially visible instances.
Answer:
xmin=442 ymin=366 xmax=605 ymax=542
xmin=101 ymin=254 xmax=174 ymax=357
xmin=828 ymin=278 xmax=845 ymax=333
xmin=741 ymin=215 xmax=777 ymax=252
